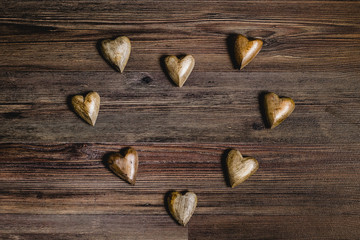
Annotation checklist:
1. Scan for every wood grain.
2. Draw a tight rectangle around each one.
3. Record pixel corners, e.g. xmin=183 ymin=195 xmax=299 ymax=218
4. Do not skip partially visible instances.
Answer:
xmin=1 ymin=71 xmax=359 ymax=143
xmin=0 ymin=0 xmax=359 ymax=239
xmin=189 ymin=215 xmax=360 ymax=240
xmin=0 ymin=143 xmax=359 ymax=239
xmin=0 ymin=214 xmax=188 ymax=240
xmin=0 ymin=1 xmax=359 ymax=72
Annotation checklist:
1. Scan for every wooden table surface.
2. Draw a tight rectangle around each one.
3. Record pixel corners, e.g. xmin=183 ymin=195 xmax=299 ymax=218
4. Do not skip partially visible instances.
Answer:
xmin=1 ymin=1 xmax=360 ymax=239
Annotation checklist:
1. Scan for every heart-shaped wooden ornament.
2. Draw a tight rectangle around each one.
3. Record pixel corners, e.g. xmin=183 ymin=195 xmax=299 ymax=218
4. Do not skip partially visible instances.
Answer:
xmin=165 ymin=55 xmax=195 ymax=87
xmin=264 ymin=92 xmax=295 ymax=129
xmin=226 ymin=149 xmax=259 ymax=188
xmin=107 ymin=147 xmax=138 ymax=185
xmin=168 ymin=191 xmax=197 ymax=226
xmin=101 ymin=36 xmax=131 ymax=73
xmin=71 ymin=91 xmax=100 ymax=126
xmin=234 ymin=34 xmax=263 ymax=70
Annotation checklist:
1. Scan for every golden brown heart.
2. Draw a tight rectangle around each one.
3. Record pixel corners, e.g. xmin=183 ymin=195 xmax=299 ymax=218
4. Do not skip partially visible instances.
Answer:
xmin=226 ymin=149 xmax=259 ymax=188
xmin=101 ymin=36 xmax=131 ymax=73
xmin=167 ymin=191 xmax=197 ymax=226
xmin=165 ymin=55 xmax=195 ymax=87
xmin=264 ymin=92 xmax=295 ymax=129
xmin=71 ymin=91 xmax=100 ymax=126
xmin=107 ymin=147 xmax=138 ymax=185
xmin=234 ymin=34 xmax=263 ymax=70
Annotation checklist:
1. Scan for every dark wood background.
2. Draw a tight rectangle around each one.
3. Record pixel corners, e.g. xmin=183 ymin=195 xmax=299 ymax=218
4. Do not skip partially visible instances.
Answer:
xmin=1 ymin=1 xmax=359 ymax=239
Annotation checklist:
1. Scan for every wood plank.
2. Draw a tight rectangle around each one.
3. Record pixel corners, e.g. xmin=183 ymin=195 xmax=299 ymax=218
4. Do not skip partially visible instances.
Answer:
xmin=1 ymin=39 xmax=358 ymax=72
xmin=1 ymin=143 xmax=359 ymax=215
xmin=0 ymin=1 xmax=359 ymax=72
xmin=0 ymin=214 xmax=188 ymax=240
xmin=1 ymin=71 xmax=359 ymax=143
xmin=2 ymin=0 xmax=359 ymax=24
xmin=1 ymin=143 xmax=359 ymax=239
xmin=189 ymin=215 xmax=360 ymax=240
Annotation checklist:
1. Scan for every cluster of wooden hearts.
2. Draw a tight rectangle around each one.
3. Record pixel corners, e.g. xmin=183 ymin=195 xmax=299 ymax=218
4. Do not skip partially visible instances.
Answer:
xmin=105 ymin=146 xmax=258 ymax=226
xmin=70 ymin=34 xmax=296 ymax=226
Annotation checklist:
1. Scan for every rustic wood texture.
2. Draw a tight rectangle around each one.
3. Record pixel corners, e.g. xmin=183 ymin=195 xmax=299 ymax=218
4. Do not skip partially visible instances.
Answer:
xmin=1 ymin=0 xmax=360 ymax=239
xmin=1 ymin=143 xmax=359 ymax=239
xmin=1 ymin=71 xmax=359 ymax=143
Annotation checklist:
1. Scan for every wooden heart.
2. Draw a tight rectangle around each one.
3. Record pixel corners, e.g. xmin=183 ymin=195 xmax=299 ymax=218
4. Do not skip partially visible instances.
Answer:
xmin=168 ymin=191 xmax=197 ymax=226
xmin=234 ymin=34 xmax=263 ymax=70
xmin=101 ymin=36 xmax=131 ymax=73
xmin=264 ymin=92 xmax=295 ymax=129
xmin=71 ymin=91 xmax=100 ymax=126
xmin=226 ymin=149 xmax=259 ymax=188
xmin=165 ymin=55 xmax=195 ymax=87
xmin=107 ymin=147 xmax=138 ymax=185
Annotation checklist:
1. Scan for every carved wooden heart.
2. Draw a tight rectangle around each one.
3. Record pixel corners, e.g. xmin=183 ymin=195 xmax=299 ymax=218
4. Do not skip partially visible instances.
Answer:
xmin=165 ymin=55 xmax=195 ymax=87
xmin=71 ymin=91 xmax=100 ymax=126
xmin=107 ymin=147 xmax=138 ymax=185
xmin=101 ymin=36 xmax=131 ymax=73
xmin=226 ymin=149 xmax=259 ymax=188
xmin=168 ymin=191 xmax=197 ymax=226
xmin=264 ymin=92 xmax=295 ymax=129
xmin=234 ymin=34 xmax=263 ymax=70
